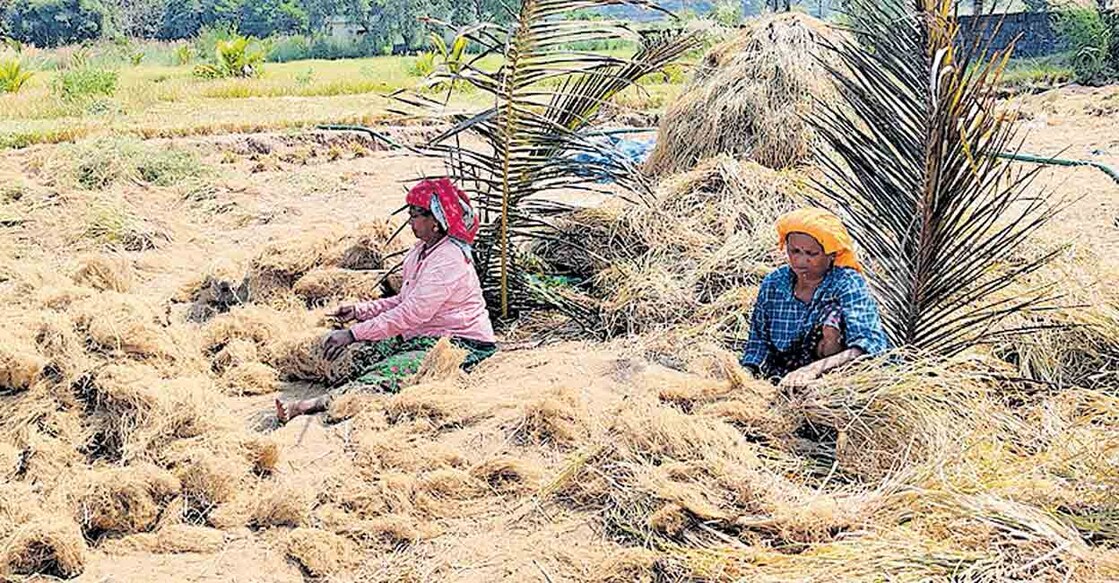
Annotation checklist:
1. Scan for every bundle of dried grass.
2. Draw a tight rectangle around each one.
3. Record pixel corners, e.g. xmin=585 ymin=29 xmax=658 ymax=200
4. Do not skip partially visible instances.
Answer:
xmin=510 ymin=387 xmax=587 ymax=447
xmin=246 ymin=221 xmax=400 ymax=302
xmin=265 ymin=330 xmax=344 ymax=383
xmin=211 ymin=338 xmax=259 ymax=373
xmin=644 ymin=13 xmax=835 ymax=176
xmin=69 ymin=292 xmax=173 ymax=359
xmin=292 ymin=268 xmax=386 ymax=306
xmin=0 ymin=329 xmax=47 ymax=392
xmin=168 ymin=449 xmax=250 ymax=512
xmin=84 ymin=364 xmax=226 ymax=462
xmin=284 ymin=528 xmax=358 ymax=577
xmin=221 ymin=362 xmax=280 ymax=396
xmin=325 ymin=392 xmax=380 ymax=423
xmin=30 ymin=311 xmax=92 ymax=384
xmin=209 ymin=481 xmax=313 ymax=529
xmin=101 ymin=524 xmax=225 ymax=555
xmin=782 ymin=353 xmax=1005 ymax=480
xmin=410 ymin=337 xmax=468 ymax=385
xmin=74 ymin=463 xmax=181 ymax=536
xmin=201 ymin=305 xmax=295 ymax=354
xmin=470 ymin=455 xmax=542 ymax=494
xmin=0 ymin=519 xmax=87 ymax=579
xmin=71 ymin=253 xmax=136 ymax=292
xmin=386 ymin=382 xmax=486 ymax=431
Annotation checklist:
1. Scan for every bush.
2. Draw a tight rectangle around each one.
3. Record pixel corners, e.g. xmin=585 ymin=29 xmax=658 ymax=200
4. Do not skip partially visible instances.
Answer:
xmin=193 ymin=33 xmax=265 ymax=79
xmin=2 ymin=0 xmax=107 ymax=48
xmin=53 ymin=66 xmax=117 ymax=101
xmin=1053 ymin=6 xmax=1115 ymax=85
xmin=0 ymin=58 xmax=34 ymax=93
xmin=265 ymin=34 xmax=382 ymax=63
xmin=409 ymin=52 xmax=436 ymax=77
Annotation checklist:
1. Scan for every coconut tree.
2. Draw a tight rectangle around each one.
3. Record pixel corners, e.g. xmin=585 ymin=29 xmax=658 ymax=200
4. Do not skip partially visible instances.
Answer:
xmin=395 ymin=0 xmax=699 ymax=321
xmin=811 ymin=0 xmax=1063 ymax=355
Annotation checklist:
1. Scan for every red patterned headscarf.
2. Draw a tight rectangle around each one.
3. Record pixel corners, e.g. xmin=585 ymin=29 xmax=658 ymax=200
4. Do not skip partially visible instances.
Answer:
xmin=406 ymin=178 xmax=479 ymax=256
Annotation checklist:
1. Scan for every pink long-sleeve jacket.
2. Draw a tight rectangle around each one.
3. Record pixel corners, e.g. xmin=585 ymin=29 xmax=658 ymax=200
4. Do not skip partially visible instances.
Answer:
xmin=350 ymin=239 xmax=496 ymax=344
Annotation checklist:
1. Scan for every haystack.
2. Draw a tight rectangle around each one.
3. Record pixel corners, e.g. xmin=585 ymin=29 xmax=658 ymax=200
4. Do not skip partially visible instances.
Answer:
xmin=644 ymin=13 xmax=835 ymax=176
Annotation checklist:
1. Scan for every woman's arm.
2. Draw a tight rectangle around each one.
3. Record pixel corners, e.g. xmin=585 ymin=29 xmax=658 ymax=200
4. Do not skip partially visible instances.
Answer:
xmin=352 ymin=294 xmax=404 ymax=321
xmin=740 ymin=282 xmax=772 ymax=373
xmin=780 ymin=347 xmax=865 ymax=388
xmin=349 ymin=250 xmax=464 ymax=341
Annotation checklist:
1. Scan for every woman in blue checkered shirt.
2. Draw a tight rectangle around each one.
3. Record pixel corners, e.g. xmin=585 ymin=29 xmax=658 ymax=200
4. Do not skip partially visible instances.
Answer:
xmin=741 ymin=208 xmax=890 ymax=386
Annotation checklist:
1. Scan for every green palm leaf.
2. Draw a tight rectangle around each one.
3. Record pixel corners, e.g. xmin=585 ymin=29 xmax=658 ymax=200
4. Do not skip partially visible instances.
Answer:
xmin=397 ymin=0 xmax=699 ymax=320
xmin=811 ymin=0 xmax=1066 ymax=354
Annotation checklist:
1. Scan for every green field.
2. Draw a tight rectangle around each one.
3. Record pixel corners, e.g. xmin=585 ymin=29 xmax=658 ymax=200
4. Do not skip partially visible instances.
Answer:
xmin=0 ymin=45 xmax=685 ymax=149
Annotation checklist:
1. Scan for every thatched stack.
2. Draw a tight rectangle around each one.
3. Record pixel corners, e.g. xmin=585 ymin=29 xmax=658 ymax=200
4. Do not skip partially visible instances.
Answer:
xmin=644 ymin=13 xmax=836 ymax=177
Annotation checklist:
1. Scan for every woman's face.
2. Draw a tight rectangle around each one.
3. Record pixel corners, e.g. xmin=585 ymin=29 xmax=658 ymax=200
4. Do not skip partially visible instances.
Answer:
xmin=409 ymin=205 xmax=443 ymax=243
xmin=786 ymin=232 xmax=833 ymax=280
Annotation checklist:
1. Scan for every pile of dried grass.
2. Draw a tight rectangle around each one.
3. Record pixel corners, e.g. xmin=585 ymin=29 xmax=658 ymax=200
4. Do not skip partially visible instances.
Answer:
xmin=0 ymin=328 xmax=47 ymax=392
xmin=69 ymin=292 xmax=174 ymax=359
xmin=101 ymin=524 xmax=226 ymax=555
xmin=644 ymin=13 xmax=836 ymax=176
xmin=993 ymin=244 xmax=1119 ymax=390
xmin=0 ymin=519 xmax=87 ymax=579
xmin=536 ymin=156 xmax=799 ymax=342
xmin=201 ymin=304 xmax=339 ymax=383
xmin=284 ymin=528 xmax=359 ymax=577
xmin=71 ymin=253 xmax=136 ymax=292
xmin=82 ymin=363 xmax=228 ymax=462
xmin=292 ymin=267 xmax=386 ymax=306
xmin=73 ymin=464 xmax=181 ymax=536
xmin=779 ymin=353 xmax=1006 ymax=480
xmin=245 ymin=221 xmax=400 ymax=303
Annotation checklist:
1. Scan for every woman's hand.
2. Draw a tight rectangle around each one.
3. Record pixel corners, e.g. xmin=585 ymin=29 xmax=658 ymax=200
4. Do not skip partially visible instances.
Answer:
xmin=779 ymin=362 xmax=824 ymax=389
xmin=327 ymin=305 xmax=356 ymax=323
xmin=323 ymin=329 xmax=356 ymax=361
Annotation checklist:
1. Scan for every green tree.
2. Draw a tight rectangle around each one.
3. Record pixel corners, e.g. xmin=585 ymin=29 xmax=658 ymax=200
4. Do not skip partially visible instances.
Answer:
xmin=239 ymin=0 xmax=308 ymax=37
xmin=115 ymin=0 xmax=167 ymax=38
xmin=2 ymin=0 xmax=107 ymax=47
xmin=159 ymin=0 xmax=201 ymax=39
xmin=712 ymin=0 xmax=743 ymax=26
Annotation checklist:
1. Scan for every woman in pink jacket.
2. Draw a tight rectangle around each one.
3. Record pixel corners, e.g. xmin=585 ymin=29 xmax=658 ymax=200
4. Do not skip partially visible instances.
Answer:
xmin=277 ymin=178 xmax=496 ymax=424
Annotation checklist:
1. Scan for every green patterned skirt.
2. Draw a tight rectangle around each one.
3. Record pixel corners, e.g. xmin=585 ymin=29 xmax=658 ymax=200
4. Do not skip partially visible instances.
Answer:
xmin=332 ymin=336 xmax=497 ymax=394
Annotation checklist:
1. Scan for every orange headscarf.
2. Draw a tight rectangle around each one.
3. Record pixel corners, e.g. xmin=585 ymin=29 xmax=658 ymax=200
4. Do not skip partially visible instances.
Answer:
xmin=776 ymin=208 xmax=863 ymax=273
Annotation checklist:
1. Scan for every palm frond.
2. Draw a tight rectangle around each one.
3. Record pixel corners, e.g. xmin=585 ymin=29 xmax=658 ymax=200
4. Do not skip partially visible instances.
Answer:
xmin=811 ymin=0 xmax=1065 ymax=354
xmin=396 ymin=0 xmax=700 ymax=321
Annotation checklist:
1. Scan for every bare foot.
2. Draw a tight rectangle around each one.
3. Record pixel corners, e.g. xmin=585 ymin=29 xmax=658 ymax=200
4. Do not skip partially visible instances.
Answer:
xmin=275 ymin=398 xmax=292 ymax=425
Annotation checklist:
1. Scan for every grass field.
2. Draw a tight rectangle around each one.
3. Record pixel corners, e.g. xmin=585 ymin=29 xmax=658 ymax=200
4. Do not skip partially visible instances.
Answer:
xmin=0 ymin=46 xmax=686 ymax=149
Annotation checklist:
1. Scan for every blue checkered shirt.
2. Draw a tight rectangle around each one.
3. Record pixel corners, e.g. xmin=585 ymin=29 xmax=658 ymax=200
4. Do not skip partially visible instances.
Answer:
xmin=740 ymin=266 xmax=890 ymax=372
